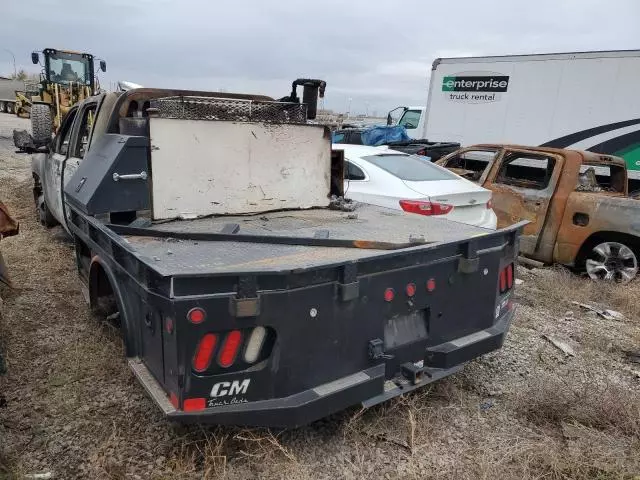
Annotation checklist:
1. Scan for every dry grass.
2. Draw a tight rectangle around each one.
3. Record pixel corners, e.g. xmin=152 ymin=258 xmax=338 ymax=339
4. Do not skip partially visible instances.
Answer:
xmin=337 ymin=372 xmax=640 ymax=480
xmin=0 ymin=450 xmax=21 ymax=480
xmin=164 ymin=429 xmax=230 ymax=479
xmin=516 ymin=374 xmax=640 ymax=437
xmin=161 ymin=427 xmax=309 ymax=479
xmin=1 ymin=117 xmax=640 ymax=479
xmin=463 ymin=431 xmax=639 ymax=480
xmin=523 ymin=265 xmax=640 ymax=322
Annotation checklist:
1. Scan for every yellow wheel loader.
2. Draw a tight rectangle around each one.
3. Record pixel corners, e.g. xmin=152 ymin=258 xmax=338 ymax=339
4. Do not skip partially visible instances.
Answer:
xmin=28 ymin=48 xmax=106 ymax=145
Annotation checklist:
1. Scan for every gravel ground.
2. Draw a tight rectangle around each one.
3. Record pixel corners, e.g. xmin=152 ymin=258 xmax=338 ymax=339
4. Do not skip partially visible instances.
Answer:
xmin=0 ymin=112 xmax=639 ymax=479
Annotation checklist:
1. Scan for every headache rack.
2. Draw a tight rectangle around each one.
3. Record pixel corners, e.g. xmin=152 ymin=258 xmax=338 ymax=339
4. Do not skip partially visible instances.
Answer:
xmin=149 ymin=96 xmax=309 ymax=124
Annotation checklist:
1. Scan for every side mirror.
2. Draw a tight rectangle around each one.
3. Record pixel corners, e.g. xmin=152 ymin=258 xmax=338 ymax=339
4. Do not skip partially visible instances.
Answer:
xmin=99 ymin=60 xmax=107 ymax=72
xmin=386 ymin=113 xmax=392 ymax=125
xmin=31 ymin=52 xmax=39 ymax=65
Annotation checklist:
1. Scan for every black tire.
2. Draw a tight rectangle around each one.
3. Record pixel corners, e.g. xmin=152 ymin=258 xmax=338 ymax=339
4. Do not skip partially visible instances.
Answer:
xmin=5 ymin=102 xmax=14 ymax=115
xmin=0 ymin=101 xmax=6 ymax=113
xmin=37 ymin=194 xmax=57 ymax=228
xmin=30 ymin=103 xmax=53 ymax=146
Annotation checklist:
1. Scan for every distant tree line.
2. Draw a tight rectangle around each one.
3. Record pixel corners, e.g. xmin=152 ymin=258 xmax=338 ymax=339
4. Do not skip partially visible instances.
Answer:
xmin=11 ymin=70 xmax=39 ymax=82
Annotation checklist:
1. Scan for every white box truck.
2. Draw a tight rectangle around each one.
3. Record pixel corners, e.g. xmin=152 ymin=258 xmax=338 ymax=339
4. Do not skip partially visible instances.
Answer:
xmin=397 ymin=50 xmax=640 ymax=173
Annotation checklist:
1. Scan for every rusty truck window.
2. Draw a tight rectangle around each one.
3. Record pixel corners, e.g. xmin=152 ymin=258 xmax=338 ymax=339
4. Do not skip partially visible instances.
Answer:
xmin=495 ymin=154 xmax=555 ymax=190
xmin=443 ymin=150 xmax=497 ymax=181
xmin=577 ymin=164 xmax=625 ymax=193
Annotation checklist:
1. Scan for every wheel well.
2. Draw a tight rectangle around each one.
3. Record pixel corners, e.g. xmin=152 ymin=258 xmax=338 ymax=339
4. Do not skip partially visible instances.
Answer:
xmin=88 ymin=260 xmax=137 ymax=357
xmin=575 ymin=231 xmax=640 ymax=269
xmin=89 ymin=261 xmax=116 ymax=313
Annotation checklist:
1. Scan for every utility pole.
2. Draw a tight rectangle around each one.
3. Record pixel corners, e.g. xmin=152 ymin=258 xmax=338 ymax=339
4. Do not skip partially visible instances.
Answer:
xmin=2 ymin=49 xmax=16 ymax=78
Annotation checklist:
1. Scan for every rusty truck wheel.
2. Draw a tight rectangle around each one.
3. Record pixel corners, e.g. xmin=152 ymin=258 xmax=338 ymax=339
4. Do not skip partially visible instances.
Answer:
xmin=585 ymin=241 xmax=638 ymax=283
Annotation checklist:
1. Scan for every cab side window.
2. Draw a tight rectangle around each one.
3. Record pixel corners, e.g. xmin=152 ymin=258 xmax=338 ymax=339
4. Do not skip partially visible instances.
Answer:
xmin=443 ymin=149 xmax=497 ymax=181
xmin=397 ymin=109 xmax=422 ymax=130
xmin=345 ymin=161 xmax=366 ymax=181
xmin=73 ymin=104 xmax=97 ymax=158
xmin=495 ymin=154 xmax=555 ymax=190
xmin=576 ymin=164 xmax=625 ymax=193
xmin=54 ymin=109 xmax=78 ymax=156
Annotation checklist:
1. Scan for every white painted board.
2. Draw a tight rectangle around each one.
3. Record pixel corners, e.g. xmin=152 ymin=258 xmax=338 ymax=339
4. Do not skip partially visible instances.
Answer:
xmin=149 ymin=118 xmax=331 ymax=220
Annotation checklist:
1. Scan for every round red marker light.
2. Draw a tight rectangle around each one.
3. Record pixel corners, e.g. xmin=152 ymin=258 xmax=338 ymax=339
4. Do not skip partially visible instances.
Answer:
xmin=406 ymin=283 xmax=416 ymax=297
xmin=384 ymin=288 xmax=395 ymax=302
xmin=426 ymin=278 xmax=436 ymax=292
xmin=187 ymin=307 xmax=206 ymax=324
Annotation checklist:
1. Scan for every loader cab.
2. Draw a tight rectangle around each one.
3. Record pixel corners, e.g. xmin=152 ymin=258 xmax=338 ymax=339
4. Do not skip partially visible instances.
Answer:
xmin=32 ymin=49 xmax=106 ymax=95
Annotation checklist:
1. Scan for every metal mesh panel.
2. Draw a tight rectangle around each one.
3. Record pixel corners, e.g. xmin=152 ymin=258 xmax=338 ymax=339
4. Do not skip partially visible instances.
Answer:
xmin=150 ymin=96 xmax=308 ymax=124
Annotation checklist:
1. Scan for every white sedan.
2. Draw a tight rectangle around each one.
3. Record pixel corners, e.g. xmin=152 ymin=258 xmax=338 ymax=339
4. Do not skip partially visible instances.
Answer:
xmin=334 ymin=144 xmax=497 ymax=229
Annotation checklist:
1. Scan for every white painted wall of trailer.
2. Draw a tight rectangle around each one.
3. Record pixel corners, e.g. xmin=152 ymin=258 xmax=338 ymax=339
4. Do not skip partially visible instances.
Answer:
xmin=424 ymin=50 xmax=640 ymax=173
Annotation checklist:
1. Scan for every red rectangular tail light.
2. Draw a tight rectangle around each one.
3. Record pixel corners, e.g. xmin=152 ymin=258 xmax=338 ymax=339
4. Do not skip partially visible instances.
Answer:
xmin=193 ymin=333 xmax=217 ymax=372
xmin=499 ymin=263 xmax=514 ymax=294
xmin=218 ymin=330 xmax=243 ymax=368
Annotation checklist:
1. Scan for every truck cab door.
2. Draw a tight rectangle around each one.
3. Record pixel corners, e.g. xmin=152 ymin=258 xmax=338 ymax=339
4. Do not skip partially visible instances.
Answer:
xmin=397 ymin=108 xmax=424 ymax=140
xmin=44 ymin=106 xmax=78 ymax=226
xmin=484 ymin=149 xmax=564 ymax=261
xmin=62 ymin=99 xmax=101 ymax=228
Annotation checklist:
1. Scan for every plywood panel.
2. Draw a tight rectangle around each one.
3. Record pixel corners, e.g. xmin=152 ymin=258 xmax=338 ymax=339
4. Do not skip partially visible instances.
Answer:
xmin=149 ymin=118 xmax=331 ymax=219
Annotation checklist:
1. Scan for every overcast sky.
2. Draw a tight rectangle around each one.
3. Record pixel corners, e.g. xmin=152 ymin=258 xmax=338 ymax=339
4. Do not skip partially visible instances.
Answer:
xmin=1 ymin=0 xmax=639 ymax=115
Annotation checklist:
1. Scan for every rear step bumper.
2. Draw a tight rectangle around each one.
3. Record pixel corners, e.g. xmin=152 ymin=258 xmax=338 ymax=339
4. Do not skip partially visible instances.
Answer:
xmin=129 ymin=308 xmax=514 ymax=428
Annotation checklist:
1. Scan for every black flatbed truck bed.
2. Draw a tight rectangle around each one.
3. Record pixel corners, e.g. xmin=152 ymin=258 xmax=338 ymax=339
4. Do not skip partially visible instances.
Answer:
xmin=68 ymin=201 xmax=523 ymax=427
xmin=30 ymin=84 xmax=525 ymax=427
xmin=117 ymin=205 xmax=493 ymax=275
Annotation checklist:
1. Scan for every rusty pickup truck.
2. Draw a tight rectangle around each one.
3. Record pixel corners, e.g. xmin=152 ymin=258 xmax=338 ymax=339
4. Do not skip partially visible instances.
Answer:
xmin=437 ymin=145 xmax=640 ymax=283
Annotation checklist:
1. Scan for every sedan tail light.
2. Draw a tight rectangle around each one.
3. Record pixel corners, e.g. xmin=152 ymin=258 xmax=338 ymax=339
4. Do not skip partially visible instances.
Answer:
xmin=399 ymin=199 xmax=453 ymax=216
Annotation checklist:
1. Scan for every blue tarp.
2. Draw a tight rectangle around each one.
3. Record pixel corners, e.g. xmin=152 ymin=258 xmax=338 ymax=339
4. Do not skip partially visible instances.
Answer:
xmin=332 ymin=125 xmax=411 ymax=146
xmin=361 ymin=125 xmax=411 ymax=146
